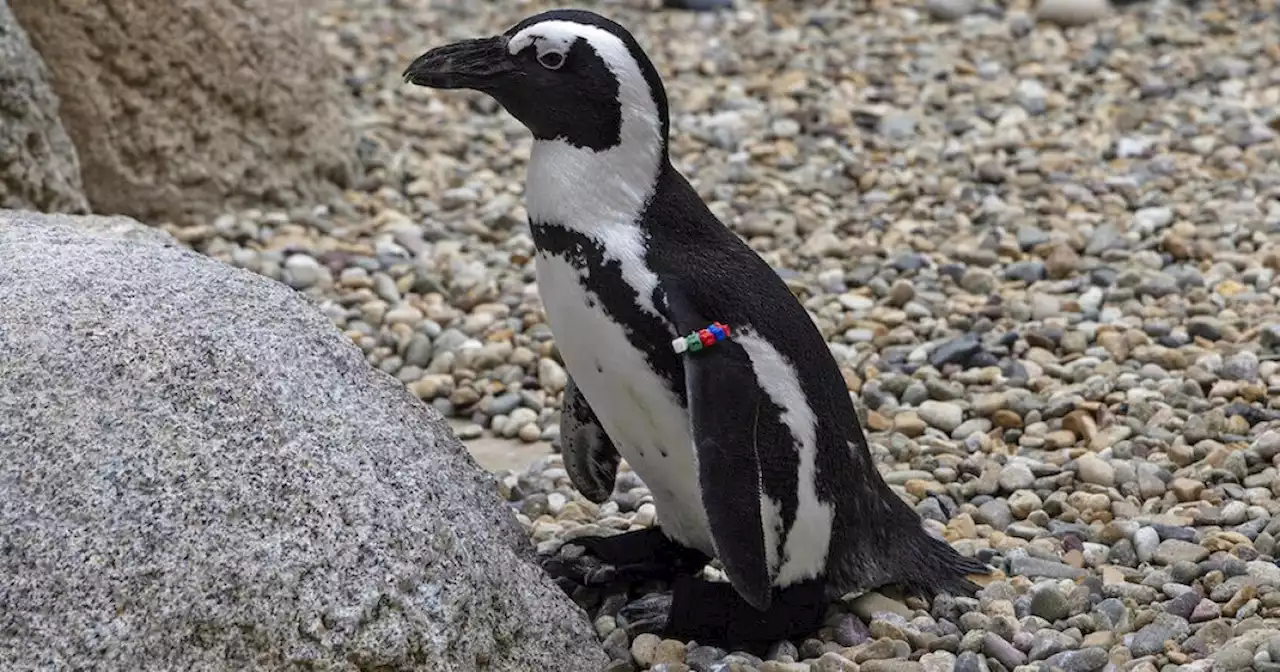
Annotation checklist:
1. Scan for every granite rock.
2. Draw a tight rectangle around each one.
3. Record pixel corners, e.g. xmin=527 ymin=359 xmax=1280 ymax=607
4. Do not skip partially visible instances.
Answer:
xmin=0 ymin=211 xmax=607 ymax=671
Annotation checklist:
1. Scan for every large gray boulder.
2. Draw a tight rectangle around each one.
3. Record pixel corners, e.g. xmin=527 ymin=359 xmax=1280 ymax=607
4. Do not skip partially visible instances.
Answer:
xmin=0 ymin=209 xmax=608 ymax=672
xmin=0 ymin=1 xmax=88 ymax=213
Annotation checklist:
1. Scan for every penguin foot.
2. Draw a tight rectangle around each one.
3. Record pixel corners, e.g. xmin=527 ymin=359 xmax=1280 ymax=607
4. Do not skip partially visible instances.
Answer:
xmin=567 ymin=527 xmax=710 ymax=581
xmin=617 ymin=591 xmax=674 ymax=637
xmin=661 ymin=575 xmax=829 ymax=648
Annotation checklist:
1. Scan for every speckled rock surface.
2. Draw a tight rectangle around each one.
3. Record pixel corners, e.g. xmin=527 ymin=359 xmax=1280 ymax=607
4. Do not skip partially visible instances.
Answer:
xmin=7 ymin=0 xmax=360 ymax=226
xmin=0 ymin=211 xmax=608 ymax=672
xmin=0 ymin=207 xmax=180 ymax=246
xmin=0 ymin=0 xmax=87 ymax=213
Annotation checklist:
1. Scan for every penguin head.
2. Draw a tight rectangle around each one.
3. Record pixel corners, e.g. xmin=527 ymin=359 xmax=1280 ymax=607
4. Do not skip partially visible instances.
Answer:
xmin=403 ymin=9 xmax=669 ymax=155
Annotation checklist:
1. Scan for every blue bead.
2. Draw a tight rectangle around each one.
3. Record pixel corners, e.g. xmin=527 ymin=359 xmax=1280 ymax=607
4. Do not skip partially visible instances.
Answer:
xmin=708 ymin=325 xmax=725 ymax=341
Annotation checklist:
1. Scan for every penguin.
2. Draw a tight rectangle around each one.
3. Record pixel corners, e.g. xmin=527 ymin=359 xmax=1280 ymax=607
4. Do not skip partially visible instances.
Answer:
xmin=404 ymin=8 xmax=990 ymax=646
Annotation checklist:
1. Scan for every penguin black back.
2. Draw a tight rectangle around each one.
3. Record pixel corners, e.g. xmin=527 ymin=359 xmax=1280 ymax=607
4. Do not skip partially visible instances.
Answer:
xmin=641 ymin=159 xmax=989 ymax=600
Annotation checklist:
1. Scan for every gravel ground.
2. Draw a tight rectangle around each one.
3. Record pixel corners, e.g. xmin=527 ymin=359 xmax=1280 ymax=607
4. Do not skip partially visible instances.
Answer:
xmin=169 ymin=0 xmax=1280 ymax=669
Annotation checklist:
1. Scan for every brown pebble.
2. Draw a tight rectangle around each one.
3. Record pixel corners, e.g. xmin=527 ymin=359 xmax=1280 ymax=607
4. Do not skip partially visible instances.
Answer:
xmin=1045 ymin=429 xmax=1078 ymax=449
xmin=894 ymin=411 xmax=926 ymax=437
xmin=1170 ymin=478 xmax=1204 ymax=502
xmin=1161 ymin=232 xmax=1192 ymax=260
xmin=1063 ymin=410 xmax=1098 ymax=441
xmin=1082 ymin=630 xmax=1114 ymax=648
xmin=1044 ymin=243 xmax=1081 ymax=279
xmin=1096 ymin=330 xmax=1130 ymax=361
xmin=993 ymin=409 xmax=1024 ymax=428
xmin=867 ymin=410 xmax=893 ymax=431
xmin=1222 ymin=584 xmax=1257 ymax=617
xmin=906 ymin=479 xmax=945 ymax=499
xmin=946 ymin=513 xmax=978 ymax=540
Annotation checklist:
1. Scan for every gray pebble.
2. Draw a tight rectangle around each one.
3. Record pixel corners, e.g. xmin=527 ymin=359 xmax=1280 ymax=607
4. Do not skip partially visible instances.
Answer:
xmin=1129 ymin=613 xmax=1190 ymax=656
xmin=918 ymin=401 xmax=963 ymax=432
xmin=282 ymin=254 xmax=328 ymax=289
xmin=1043 ymin=647 xmax=1109 ymax=672
xmin=1030 ymin=584 xmax=1070 ymax=622
xmin=952 ymin=651 xmax=988 ymax=672
xmin=1133 ymin=527 xmax=1159 ymax=564
xmin=923 ymin=0 xmax=976 ymax=21
xmin=981 ymin=632 xmax=1025 ymax=669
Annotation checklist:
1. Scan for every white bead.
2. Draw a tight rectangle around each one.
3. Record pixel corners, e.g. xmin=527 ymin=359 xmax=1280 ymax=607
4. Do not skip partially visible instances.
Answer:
xmin=671 ymin=337 xmax=688 ymax=354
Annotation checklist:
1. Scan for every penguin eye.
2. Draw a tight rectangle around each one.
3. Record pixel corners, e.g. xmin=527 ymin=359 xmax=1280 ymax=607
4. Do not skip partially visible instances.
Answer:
xmin=537 ymin=50 xmax=566 ymax=70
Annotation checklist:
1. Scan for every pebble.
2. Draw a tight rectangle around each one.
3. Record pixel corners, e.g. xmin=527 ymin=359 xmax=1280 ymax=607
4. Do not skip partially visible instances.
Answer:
xmin=1034 ymin=0 xmax=1111 ymax=26
xmin=632 ymin=634 xmax=661 ymax=666
xmin=1008 ymin=490 xmax=1041 ymax=519
xmin=538 ymin=358 xmax=568 ymax=393
xmin=282 ymin=254 xmax=328 ymax=289
xmin=998 ymin=464 xmax=1034 ymax=492
xmin=1133 ymin=527 xmax=1160 ymax=564
xmin=1044 ymin=647 xmax=1109 ymax=672
xmin=1075 ymin=453 xmax=1114 ymax=487
xmin=860 ymin=661 xmax=923 ymax=672
xmin=1030 ymin=584 xmax=1071 ymax=622
xmin=923 ymin=0 xmax=975 ymax=21
xmin=1153 ymin=539 xmax=1210 ymax=566
xmin=917 ymin=401 xmax=963 ymax=433
xmin=1130 ymin=613 xmax=1190 ymax=657
xmin=982 ymin=632 xmax=1025 ymax=668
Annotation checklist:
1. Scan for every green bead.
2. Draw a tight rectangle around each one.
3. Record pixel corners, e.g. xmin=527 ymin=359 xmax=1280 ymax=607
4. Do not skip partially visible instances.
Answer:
xmin=686 ymin=334 xmax=702 ymax=351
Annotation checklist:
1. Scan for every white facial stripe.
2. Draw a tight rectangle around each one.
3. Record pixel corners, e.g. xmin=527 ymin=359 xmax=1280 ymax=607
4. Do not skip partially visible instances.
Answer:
xmin=736 ymin=329 xmax=834 ymax=586
xmin=514 ymin=20 xmax=666 ymax=322
xmin=508 ymin=28 xmax=572 ymax=56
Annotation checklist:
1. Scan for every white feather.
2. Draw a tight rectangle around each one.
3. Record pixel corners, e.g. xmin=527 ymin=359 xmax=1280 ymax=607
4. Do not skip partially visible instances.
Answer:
xmin=535 ymin=252 xmax=714 ymax=554
xmin=736 ymin=329 xmax=834 ymax=585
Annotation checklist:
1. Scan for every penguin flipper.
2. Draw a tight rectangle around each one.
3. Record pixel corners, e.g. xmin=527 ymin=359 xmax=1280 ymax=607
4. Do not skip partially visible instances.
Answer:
xmin=659 ymin=284 xmax=777 ymax=612
xmin=683 ymin=343 xmax=776 ymax=611
xmin=560 ymin=373 xmax=622 ymax=504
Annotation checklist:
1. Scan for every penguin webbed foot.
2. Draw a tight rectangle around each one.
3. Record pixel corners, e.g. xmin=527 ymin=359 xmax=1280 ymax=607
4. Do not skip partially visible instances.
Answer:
xmin=660 ymin=575 xmax=828 ymax=649
xmin=567 ymin=527 xmax=710 ymax=580
xmin=617 ymin=591 xmax=674 ymax=637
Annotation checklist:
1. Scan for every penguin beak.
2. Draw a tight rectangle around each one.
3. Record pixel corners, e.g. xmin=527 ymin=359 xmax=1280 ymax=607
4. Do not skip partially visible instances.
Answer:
xmin=402 ymin=36 xmax=513 ymax=91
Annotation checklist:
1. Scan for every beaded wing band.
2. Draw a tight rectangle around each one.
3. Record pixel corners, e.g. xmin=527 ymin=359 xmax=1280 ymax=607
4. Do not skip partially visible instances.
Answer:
xmin=671 ymin=322 xmax=731 ymax=354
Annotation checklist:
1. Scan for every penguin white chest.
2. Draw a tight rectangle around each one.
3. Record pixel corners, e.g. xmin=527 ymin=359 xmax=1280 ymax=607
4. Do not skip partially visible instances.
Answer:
xmin=533 ymin=252 xmax=715 ymax=554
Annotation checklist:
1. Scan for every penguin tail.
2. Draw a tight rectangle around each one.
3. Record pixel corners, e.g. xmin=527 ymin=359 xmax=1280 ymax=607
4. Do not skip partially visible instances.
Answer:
xmin=891 ymin=531 xmax=991 ymax=599
xmin=827 ymin=509 xmax=992 ymax=601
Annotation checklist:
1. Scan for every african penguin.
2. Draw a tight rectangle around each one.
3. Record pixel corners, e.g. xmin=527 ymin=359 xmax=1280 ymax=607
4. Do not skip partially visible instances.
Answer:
xmin=404 ymin=8 xmax=990 ymax=646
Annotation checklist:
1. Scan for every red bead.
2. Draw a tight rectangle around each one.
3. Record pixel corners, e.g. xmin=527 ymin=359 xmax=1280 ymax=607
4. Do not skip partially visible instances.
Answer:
xmin=715 ymin=322 xmax=730 ymax=337
xmin=699 ymin=329 xmax=715 ymax=346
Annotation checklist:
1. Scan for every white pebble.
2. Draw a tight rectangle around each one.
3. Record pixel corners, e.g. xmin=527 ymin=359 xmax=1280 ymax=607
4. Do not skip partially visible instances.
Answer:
xmin=282 ymin=254 xmax=328 ymax=289
xmin=1035 ymin=0 xmax=1110 ymax=26
xmin=634 ymin=503 xmax=657 ymax=527
xmin=518 ymin=423 xmax=542 ymax=443
xmin=538 ymin=358 xmax=568 ymax=393
xmin=547 ymin=492 xmax=567 ymax=515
